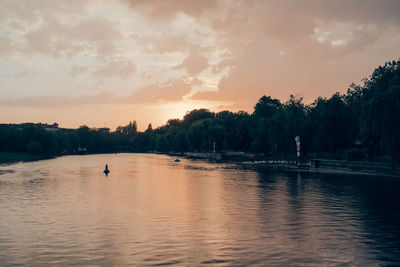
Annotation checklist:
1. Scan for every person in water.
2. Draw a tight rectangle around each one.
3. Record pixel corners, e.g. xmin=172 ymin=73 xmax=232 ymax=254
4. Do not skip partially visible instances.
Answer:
xmin=104 ymin=164 xmax=110 ymax=175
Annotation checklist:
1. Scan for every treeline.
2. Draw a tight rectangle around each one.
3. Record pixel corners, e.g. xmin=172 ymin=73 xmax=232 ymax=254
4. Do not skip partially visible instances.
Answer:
xmin=0 ymin=59 xmax=399 ymax=166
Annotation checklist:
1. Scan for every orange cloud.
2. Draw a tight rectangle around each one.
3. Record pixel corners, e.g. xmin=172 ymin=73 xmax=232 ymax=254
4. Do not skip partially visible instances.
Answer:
xmin=126 ymin=79 xmax=192 ymax=103
xmin=173 ymin=52 xmax=209 ymax=76
xmin=190 ymin=0 xmax=400 ymax=103
xmin=0 ymin=78 xmax=192 ymax=107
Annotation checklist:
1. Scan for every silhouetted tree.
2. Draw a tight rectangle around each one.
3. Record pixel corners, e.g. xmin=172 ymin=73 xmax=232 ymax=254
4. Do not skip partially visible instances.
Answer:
xmin=1 ymin=58 xmax=400 ymax=168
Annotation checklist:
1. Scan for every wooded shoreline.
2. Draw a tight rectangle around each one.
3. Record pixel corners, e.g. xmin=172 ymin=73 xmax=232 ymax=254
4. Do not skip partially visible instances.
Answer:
xmin=2 ymin=151 xmax=399 ymax=178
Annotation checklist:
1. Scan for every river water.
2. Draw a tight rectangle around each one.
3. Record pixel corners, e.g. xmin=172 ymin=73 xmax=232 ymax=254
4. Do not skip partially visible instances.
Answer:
xmin=0 ymin=154 xmax=399 ymax=266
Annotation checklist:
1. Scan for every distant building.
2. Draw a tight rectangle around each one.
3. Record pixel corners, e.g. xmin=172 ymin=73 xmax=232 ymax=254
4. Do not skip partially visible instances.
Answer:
xmin=97 ymin=127 xmax=110 ymax=133
xmin=77 ymin=147 xmax=87 ymax=154
xmin=43 ymin=123 xmax=59 ymax=132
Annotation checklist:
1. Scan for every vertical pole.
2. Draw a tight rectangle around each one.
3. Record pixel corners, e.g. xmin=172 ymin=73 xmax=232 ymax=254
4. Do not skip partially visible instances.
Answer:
xmin=295 ymin=136 xmax=300 ymax=167
xmin=213 ymin=141 xmax=216 ymax=154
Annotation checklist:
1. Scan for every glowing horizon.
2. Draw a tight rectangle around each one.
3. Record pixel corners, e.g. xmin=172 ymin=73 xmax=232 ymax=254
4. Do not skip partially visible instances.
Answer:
xmin=1 ymin=0 xmax=399 ymax=130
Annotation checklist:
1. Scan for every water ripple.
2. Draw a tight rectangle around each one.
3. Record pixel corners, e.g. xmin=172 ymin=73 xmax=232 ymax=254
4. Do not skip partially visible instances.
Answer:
xmin=0 ymin=154 xmax=399 ymax=266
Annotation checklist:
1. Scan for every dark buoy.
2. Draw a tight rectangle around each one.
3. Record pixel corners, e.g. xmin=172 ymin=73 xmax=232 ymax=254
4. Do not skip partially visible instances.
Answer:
xmin=104 ymin=164 xmax=110 ymax=175
xmin=174 ymin=158 xmax=180 ymax=162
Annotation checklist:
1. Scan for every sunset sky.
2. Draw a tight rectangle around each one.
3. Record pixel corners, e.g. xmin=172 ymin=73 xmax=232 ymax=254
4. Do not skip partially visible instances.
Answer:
xmin=0 ymin=0 xmax=399 ymax=130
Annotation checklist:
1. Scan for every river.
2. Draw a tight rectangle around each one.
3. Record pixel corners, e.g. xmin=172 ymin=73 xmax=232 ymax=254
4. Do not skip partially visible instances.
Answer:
xmin=0 ymin=153 xmax=399 ymax=266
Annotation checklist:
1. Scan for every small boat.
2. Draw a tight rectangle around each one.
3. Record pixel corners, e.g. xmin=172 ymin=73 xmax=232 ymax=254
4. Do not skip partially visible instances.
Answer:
xmin=174 ymin=159 xmax=180 ymax=162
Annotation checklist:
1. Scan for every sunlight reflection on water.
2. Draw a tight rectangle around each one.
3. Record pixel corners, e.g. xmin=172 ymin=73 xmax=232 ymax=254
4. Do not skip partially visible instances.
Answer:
xmin=0 ymin=154 xmax=399 ymax=266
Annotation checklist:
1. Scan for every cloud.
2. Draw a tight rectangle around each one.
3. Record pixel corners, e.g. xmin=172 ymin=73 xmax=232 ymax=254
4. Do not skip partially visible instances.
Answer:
xmin=0 ymin=37 xmax=13 ymax=59
xmin=123 ymin=0 xmax=217 ymax=19
xmin=0 ymin=1 xmax=122 ymax=59
xmin=0 ymin=93 xmax=116 ymax=107
xmin=1 ymin=0 xmax=400 ymax=124
xmin=138 ymin=33 xmax=192 ymax=54
xmin=188 ymin=0 xmax=400 ymax=103
xmin=93 ymin=60 xmax=136 ymax=79
xmin=21 ymin=17 xmax=122 ymax=58
xmin=173 ymin=52 xmax=209 ymax=76
xmin=69 ymin=65 xmax=90 ymax=76
xmin=126 ymin=78 xmax=192 ymax=103
xmin=0 ymin=78 xmax=192 ymax=107
xmin=211 ymin=58 xmax=234 ymax=74
xmin=190 ymin=77 xmax=203 ymax=86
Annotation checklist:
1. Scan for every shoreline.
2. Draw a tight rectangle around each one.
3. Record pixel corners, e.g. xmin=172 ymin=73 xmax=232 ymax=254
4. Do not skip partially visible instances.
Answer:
xmin=172 ymin=152 xmax=400 ymax=177
xmin=1 ymin=151 xmax=399 ymax=177
xmin=0 ymin=152 xmax=56 ymax=165
xmin=237 ymin=161 xmax=400 ymax=178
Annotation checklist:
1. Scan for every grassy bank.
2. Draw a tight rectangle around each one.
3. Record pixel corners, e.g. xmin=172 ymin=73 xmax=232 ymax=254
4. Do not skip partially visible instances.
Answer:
xmin=0 ymin=152 xmax=54 ymax=164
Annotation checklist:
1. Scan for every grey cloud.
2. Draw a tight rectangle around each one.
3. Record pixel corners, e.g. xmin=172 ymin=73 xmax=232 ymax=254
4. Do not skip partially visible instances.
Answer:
xmin=22 ymin=17 xmax=122 ymax=57
xmin=286 ymin=0 xmax=400 ymax=25
xmin=123 ymin=0 xmax=217 ymax=19
xmin=0 ymin=1 xmax=122 ymax=59
xmin=69 ymin=65 xmax=90 ymax=76
xmin=0 ymin=37 xmax=13 ymax=59
xmin=0 ymin=0 xmax=92 ymax=24
xmin=6 ymin=20 xmax=26 ymax=32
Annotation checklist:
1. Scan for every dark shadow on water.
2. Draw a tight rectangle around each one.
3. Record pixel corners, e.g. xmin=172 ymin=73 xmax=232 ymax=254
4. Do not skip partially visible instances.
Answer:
xmin=255 ymin=169 xmax=400 ymax=265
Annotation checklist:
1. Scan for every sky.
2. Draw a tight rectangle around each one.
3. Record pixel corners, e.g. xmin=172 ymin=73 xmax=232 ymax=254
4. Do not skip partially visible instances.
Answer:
xmin=0 ymin=0 xmax=399 ymax=130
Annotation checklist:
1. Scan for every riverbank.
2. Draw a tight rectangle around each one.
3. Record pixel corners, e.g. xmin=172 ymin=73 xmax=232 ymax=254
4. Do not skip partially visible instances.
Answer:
xmin=170 ymin=152 xmax=400 ymax=177
xmin=1 ymin=151 xmax=399 ymax=177
xmin=309 ymin=159 xmax=397 ymax=174
xmin=0 ymin=152 xmax=55 ymax=165
xmin=237 ymin=160 xmax=400 ymax=178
